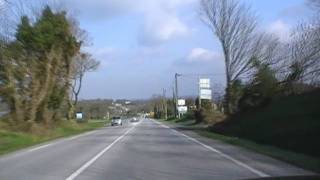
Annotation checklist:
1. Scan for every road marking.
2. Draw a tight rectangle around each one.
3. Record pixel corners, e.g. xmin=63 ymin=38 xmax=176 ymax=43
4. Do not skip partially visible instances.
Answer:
xmin=24 ymin=130 xmax=99 ymax=154
xmin=65 ymin=126 xmax=135 ymax=180
xmin=27 ymin=144 xmax=52 ymax=153
xmin=152 ymin=119 xmax=269 ymax=178
xmin=24 ymin=121 xmax=132 ymax=154
xmin=66 ymin=131 xmax=97 ymax=141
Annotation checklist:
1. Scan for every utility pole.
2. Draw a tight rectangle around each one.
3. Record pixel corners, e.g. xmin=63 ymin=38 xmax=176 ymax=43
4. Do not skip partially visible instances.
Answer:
xmin=163 ymin=88 xmax=167 ymax=120
xmin=198 ymin=76 xmax=201 ymax=109
xmin=175 ymin=73 xmax=181 ymax=119
xmin=172 ymin=86 xmax=176 ymax=119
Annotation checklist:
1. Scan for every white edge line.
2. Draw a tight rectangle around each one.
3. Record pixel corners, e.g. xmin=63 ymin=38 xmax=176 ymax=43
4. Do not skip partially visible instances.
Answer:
xmin=25 ymin=130 xmax=98 ymax=153
xmin=65 ymin=126 xmax=135 ymax=180
xmin=152 ymin=119 xmax=269 ymax=178
xmin=24 ymin=121 xmax=131 ymax=154
xmin=27 ymin=144 xmax=52 ymax=152
xmin=66 ymin=131 xmax=96 ymax=141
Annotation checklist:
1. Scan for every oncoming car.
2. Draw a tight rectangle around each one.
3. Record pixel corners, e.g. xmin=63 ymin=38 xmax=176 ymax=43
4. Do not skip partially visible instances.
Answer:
xmin=130 ymin=117 xmax=139 ymax=122
xmin=111 ymin=117 xmax=122 ymax=126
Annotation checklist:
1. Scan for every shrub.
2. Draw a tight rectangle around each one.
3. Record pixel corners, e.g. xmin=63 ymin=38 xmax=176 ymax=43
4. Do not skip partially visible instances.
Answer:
xmin=194 ymin=108 xmax=205 ymax=124
xmin=194 ymin=108 xmax=225 ymax=124
xmin=238 ymin=62 xmax=278 ymax=111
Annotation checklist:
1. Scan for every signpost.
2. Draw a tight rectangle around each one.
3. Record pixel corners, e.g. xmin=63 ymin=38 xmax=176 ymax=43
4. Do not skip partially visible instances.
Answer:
xmin=177 ymin=99 xmax=187 ymax=116
xmin=200 ymin=89 xmax=212 ymax=100
xmin=76 ymin=112 xmax=83 ymax=121
xmin=199 ymin=79 xmax=210 ymax=89
xmin=177 ymin=106 xmax=188 ymax=114
xmin=199 ymin=78 xmax=212 ymax=108
xmin=178 ymin=99 xmax=186 ymax=106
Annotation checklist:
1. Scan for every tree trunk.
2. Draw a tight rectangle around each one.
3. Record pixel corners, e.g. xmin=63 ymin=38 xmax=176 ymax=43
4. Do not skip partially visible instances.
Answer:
xmin=224 ymin=82 xmax=233 ymax=115
xmin=5 ymin=65 xmax=24 ymax=123
xmin=67 ymin=97 xmax=75 ymax=120
xmin=27 ymin=54 xmax=57 ymax=123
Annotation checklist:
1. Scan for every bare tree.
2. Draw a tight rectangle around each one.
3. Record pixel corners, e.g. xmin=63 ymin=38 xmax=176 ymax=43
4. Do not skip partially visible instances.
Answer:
xmin=0 ymin=0 xmax=6 ymax=12
xmin=274 ymin=0 xmax=320 ymax=88
xmin=68 ymin=15 xmax=92 ymax=46
xmin=285 ymin=24 xmax=320 ymax=85
xmin=309 ymin=0 xmax=320 ymax=11
xmin=200 ymin=0 xmax=278 ymax=114
xmin=68 ymin=53 xmax=99 ymax=117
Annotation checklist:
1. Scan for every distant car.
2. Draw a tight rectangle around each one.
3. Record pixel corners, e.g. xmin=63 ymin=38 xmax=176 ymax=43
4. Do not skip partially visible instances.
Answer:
xmin=130 ymin=117 xmax=139 ymax=122
xmin=111 ymin=117 xmax=122 ymax=126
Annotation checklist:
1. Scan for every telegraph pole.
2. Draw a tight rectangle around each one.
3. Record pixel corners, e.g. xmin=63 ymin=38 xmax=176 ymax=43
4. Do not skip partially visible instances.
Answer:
xmin=198 ymin=76 xmax=201 ymax=109
xmin=175 ymin=73 xmax=181 ymax=119
xmin=172 ymin=86 xmax=176 ymax=118
xmin=162 ymin=88 xmax=167 ymax=120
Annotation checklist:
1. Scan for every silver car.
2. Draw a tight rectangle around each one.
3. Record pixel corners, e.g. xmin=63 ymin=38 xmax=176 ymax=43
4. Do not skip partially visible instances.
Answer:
xmin=111 ymin=117 xmax=122 ymax=126
xmin=130 ymin=117 xmax=139 ymax=122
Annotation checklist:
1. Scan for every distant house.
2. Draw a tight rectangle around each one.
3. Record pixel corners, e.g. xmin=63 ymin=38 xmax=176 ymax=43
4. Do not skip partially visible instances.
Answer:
xmin=125 ymin=101 xmax=131 ymax=105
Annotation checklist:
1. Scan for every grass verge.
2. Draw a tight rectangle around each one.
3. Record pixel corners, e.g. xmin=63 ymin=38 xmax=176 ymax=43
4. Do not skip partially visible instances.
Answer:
xmin=196 ymin=130 xmax=320 ymax=173
xmin=158 ymin=118 xmax=320 ymax=173
xmin=0 ymin=119 xmax=109 ymax=156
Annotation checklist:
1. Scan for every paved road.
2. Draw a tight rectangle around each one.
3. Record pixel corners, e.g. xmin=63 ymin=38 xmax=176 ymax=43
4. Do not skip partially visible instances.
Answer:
xmin=0 ymin=118 xmax=314 ymax=180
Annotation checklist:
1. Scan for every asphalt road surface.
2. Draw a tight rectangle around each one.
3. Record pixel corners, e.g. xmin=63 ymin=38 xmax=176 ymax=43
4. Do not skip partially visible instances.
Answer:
xmin=0 ymin=118 xmax=315 ymax=180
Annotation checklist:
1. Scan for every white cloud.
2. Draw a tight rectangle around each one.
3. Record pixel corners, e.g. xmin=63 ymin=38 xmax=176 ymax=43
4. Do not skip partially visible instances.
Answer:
xmin=268 ymin=20 xmax=291 ymax=42
xmin=65 ymin=0 xmax=195 ymax=45
xmin=139 ymin=13 xmax=189 ymax=45
xmin=186 ymin=48 xmax=222 ymax=62
xmin=139 ymin=0 xmax=194 ymax=45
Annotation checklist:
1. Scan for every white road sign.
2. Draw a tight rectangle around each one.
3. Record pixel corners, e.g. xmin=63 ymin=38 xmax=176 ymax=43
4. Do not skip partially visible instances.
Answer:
xmin=76 ymin=112 xmax=83 ymax=120
xmin=200 ymin=89 xmax=212 ymax=100
xmin=177 ymin=106 xmax=188 ymax=113
xmin=178 ymin=99 xmax=186 ymax=106
xmin=199 ymin=78 xmax=210 ymax=89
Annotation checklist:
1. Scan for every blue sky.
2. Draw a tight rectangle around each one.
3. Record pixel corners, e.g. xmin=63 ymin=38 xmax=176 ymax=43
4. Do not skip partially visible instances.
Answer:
xmin=2 ymin=0 xmax=310 ymax=100
xmin=71 ymin=0 xmax=310 ymax=100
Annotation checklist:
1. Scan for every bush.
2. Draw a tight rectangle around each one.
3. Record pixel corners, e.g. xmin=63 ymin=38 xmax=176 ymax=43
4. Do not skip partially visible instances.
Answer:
xmin=212 ymin=89 xmax=320 ymax=158
xmin=194 ymin=108 xmax=205 ymax=124
xmin=183 ymin=111 xmax=195 ymax=120
xmin=194 ymin=108 xmax=225 ymax=124
xmin=238 ymin=62 xmax=278 ymax=111
xmin=204 ymin=110 xmax=226 ymax=124
xmin=226 ymin=79 xmax=245 ymax=113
